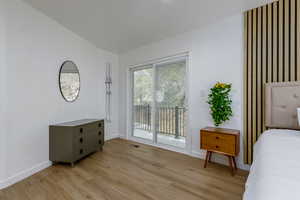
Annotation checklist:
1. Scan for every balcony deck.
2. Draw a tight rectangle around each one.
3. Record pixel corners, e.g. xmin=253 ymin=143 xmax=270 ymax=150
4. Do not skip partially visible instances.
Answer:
xmin=134 ymin=129 xmax=186 ymax=148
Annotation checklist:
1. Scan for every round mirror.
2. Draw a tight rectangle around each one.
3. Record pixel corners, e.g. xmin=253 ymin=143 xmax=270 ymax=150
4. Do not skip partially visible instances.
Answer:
xmin=59 ymin=61 xmax=80 ymax=102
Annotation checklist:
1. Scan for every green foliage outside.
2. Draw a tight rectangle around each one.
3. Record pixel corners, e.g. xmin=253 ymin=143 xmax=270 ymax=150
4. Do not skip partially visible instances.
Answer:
xmin=156 ymin=62 xmax=185 ymax=107
xmin=207 ymin=82 xmax=233 ymax=127
xmin=134 ymin=68 xmax=153 ymax=105
xmin=134 ymin=62 xmax=186 ymax=107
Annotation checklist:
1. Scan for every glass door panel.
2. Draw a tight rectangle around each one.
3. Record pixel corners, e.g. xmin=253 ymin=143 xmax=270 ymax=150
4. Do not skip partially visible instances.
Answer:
xmin=155 ymin=59 xmax=187 ymax=148
xmin=132 ymin=67 xmax=153 ymax=141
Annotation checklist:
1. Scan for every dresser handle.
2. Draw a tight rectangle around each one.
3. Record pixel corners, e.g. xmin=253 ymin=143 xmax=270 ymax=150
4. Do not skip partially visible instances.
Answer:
xmin=99 ymin=140 xmax=102 ymax=145
xmin=80 ymin=149 xmax=83 ymax=154
xmin=215 ymin=145 xmax=219 ymax=149
xmin=98 ymin=123 xmax=102 ymax=127
xmin=98 ymin=131 xmax=101 ymax=136
xmin=80 ymin=128 xmax=83 ymax=133
xmin=80 ymin=138 xmax=83 ymax=143
xmin=216 ymin=136 xmax=219 ymax=139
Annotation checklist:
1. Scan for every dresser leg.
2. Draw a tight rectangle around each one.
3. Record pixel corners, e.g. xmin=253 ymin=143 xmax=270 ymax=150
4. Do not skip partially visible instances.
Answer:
xmin=204 ymin=151 xmax=210 ymax=168
xmin=70 ymin=162 xmax=75 ymax=168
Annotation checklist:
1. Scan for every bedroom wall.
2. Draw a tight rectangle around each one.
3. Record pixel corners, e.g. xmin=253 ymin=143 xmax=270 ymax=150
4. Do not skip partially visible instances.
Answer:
xmin=0 ymin=0 xmax=119 ymax=188
xmin=0 ymin=0 xmax=7 ymax=181
xmin=119 ymin=14 xmax=250 ymax=170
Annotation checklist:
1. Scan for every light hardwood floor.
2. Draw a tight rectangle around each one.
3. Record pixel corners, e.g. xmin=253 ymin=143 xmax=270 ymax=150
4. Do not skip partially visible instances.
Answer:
xmin=0 ymin=139 xmax=248 ymax=200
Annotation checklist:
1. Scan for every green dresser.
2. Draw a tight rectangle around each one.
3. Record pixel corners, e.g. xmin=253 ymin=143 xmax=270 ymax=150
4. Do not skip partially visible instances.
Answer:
xmin=49 ymin=119 xmax=105 ymax=166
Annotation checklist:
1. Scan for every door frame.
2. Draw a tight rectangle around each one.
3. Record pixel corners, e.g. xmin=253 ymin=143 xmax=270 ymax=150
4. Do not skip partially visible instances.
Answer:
xmin=127 ymin=52 xmax=191 ymax=154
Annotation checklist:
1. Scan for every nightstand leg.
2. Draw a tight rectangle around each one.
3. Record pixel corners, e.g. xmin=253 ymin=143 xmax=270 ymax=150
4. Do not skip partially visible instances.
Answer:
xmin=208 ymin=151 xmax=212 ymax=163
xmin=204 ymin=151 xmax=210 ymax=168
xmin=227 ymin=156 xmax=234 ymax=176
xmin=232 ymin=157 xmax=237 ymax=170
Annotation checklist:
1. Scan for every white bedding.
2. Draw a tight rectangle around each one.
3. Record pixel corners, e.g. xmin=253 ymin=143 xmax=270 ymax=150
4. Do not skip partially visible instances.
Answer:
xmin=243 ymin=129 xmax=300 ymax=200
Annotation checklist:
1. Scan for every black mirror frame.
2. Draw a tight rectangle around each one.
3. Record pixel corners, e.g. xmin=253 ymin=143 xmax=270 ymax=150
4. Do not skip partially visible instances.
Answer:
xmin=59 ymin=60 xmax=81 ymax=103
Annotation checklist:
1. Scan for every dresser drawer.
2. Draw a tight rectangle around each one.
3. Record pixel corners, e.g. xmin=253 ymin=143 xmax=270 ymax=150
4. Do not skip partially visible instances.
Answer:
xmin=97 ymin=121 xmax=104 ymax=129
xmin=97 ymin=120 xmax=105 ymax=149
xmin=76 ymin=135 xmax=85 ymax=146
xmin=86 ymin=121 xmax=103 ymax=130
xmin=98 ymin=139 xmax=103 ymax=146
xmin=75 ymin=126 xmax=85 ymax=138
xmin=76 ymin=147 xmax=86 ymax=160
xmin=75 ymin=123 xmax=98 ymax=137
xmin=201 ymin=131 xmax=237 ymax=156
xmin=97 ymin=129 xmax=104 ymax=137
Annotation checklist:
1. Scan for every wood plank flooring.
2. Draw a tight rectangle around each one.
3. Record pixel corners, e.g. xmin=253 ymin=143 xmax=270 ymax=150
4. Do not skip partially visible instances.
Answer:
xmin=0 ymin=139 xmax=248 ymax=200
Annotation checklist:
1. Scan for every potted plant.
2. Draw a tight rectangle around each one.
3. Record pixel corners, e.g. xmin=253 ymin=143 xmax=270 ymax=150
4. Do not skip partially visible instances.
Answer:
xmin=207 ymin=82 xmax=233 ymax=127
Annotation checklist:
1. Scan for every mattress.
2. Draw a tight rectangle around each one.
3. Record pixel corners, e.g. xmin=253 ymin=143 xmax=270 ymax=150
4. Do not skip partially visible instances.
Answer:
xmin=243 ymin=129 xmax=300 ymax=200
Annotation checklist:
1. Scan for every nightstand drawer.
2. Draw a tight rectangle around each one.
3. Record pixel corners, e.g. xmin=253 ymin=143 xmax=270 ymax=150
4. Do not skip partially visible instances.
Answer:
xmin=201 ymin=140 xmax=235 ymax=155
xmin=200 ymin=130 xmax=238 ymax=156
xmin=202 ymin=131 xmax=235 ymax=145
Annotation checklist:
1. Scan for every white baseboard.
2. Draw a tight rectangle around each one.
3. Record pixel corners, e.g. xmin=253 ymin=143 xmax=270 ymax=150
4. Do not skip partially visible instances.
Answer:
xmin=0 ymin=134 xmax=120 ymax=190
xmin=0 ymin=161 xmax=52 ymax=190
xmin=105 ymin=132 xmax=120 ymax=141
xmin=119 ymin=135 xmax=127 ymax=139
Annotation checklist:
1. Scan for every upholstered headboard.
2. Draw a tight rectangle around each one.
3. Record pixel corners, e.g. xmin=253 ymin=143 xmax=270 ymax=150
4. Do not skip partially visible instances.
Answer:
xmin=266 ymin=82 xmax=300 ymax=130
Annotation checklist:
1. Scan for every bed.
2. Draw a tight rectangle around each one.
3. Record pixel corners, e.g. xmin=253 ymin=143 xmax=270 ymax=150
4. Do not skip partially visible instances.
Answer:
xmin=243 ymin=82 xmax=300 ymax=200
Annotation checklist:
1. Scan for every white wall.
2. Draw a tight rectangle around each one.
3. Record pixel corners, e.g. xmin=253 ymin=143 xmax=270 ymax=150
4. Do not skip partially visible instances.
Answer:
xmin=0 ymin=0 xmax=120 ymax=188
xmin=0 ymin=0 xmax=7 ymax=182
xmin=119 ymin=14 xmax=249 ymax=170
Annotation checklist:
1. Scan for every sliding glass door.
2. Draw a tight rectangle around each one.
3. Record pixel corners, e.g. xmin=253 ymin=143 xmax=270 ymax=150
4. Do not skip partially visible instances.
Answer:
xmin=131 ymin=56 xmax=187 ymax=149
xmin=155 ymin=59 xmax=186 ymax=148
xmin=132 ymin=66 xmax=154 ymax=141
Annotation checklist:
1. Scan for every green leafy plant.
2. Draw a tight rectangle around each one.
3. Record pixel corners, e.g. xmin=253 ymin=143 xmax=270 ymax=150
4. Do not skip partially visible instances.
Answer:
xmin=207 ymin=82 xmax=233 ymax=127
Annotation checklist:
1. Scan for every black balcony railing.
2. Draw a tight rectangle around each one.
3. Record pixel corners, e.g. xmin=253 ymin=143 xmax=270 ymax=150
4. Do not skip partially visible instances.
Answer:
xmin=134 ymin=105 xmax=186 ymax=138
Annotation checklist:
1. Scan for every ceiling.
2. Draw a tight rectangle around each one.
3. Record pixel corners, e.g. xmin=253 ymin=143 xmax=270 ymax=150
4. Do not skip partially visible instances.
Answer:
xmin=21 ymin=0 xmax=275 ymax=54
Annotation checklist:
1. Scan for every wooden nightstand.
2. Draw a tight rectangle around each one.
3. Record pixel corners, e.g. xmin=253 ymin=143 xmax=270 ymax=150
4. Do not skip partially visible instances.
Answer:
xmin=200 ymin=127 xmax=240 ymax=175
